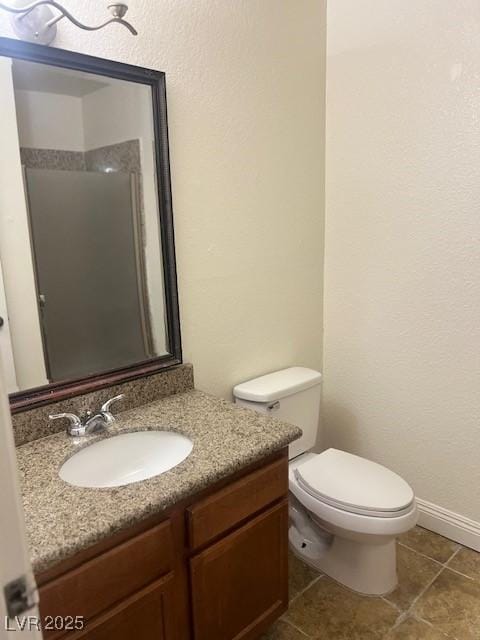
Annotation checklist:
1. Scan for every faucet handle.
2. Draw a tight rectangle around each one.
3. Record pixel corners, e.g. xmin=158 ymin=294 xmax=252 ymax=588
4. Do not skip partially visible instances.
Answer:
xmin=49 ymin=413 xmax=83 ymax=435
xmin=100 ymin=394 xmax=125 ymax=413
xmin=49 ymin=412 xmax=82 ymax=426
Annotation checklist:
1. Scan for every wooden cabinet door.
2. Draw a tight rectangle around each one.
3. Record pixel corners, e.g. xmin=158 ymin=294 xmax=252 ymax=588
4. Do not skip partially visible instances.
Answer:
xmin=40 ymin=520 xmax=173 ymax=639
xmin=187 ymin=456 xmax=288 ymax=550
xmin=68 ymin=574 xmax=175 ymax=640
xmin=190 ymin=500 xmax=288 ymax=640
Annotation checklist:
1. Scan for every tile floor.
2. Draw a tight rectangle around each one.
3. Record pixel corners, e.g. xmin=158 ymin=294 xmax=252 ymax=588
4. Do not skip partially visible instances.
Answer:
xmin=262 ymin=527 xmax=480 ymax=639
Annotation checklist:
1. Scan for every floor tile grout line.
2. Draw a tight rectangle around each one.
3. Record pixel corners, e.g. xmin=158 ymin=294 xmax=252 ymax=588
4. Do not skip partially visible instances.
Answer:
xmin=387 ymin=610 xmax=410 ymax=633
xmin=281 ymin=617 xmax=313 ymax=638
xmin=385 ymin=563 xmax=448 ymax=634
xmin=441 ymin=545 xmax=478 ymax=582
xmin=380 ymin=595 xmax=402 ymax=614
xmin=400 ymin=563 xmax=447 ymax=623
xmin=445 ymin=546 xmax=462 ymax=563
xmin=288 ymin=574 xmax=324 ymax=607
xmin=398 ymin=540 xmax=479 ymax=584
xmin=390 ymin=539 xmax=452 ymax=630
xmin=438 ymin=567 xmax=476 ymax=583
xmin=397 ymin=540 xmax=458 ymax=567
xmin=410 ymin=611 xmax=455 ymax=640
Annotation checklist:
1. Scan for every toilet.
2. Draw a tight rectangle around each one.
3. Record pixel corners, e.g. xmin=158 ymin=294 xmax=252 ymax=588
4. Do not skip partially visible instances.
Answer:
xmin=233 ymin=367 xmax=417 ymax=596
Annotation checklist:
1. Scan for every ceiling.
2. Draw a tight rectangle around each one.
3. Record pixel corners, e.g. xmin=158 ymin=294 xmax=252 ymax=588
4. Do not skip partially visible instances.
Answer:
xmin=12 ymin=59 xmax=109 ymax=97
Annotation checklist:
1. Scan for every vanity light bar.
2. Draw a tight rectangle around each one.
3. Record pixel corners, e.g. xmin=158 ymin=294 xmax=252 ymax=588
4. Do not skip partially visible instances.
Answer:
xmin=0 ymin=1 xmax=137 ymax=45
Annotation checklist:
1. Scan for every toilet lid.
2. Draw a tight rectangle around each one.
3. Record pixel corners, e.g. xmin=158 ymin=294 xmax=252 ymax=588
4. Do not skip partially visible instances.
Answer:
xmin=294 ymin=449 xmax=414 ymax=515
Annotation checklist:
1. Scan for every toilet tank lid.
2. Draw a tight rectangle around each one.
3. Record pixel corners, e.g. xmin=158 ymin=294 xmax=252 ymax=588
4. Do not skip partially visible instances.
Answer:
xmin=233 ymin=367 xmax=322 ymax=402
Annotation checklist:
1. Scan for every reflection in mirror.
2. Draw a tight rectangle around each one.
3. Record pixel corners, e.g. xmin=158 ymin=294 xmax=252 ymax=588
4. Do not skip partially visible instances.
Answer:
xmin=0 ymin=56 xmax=169 ymax=394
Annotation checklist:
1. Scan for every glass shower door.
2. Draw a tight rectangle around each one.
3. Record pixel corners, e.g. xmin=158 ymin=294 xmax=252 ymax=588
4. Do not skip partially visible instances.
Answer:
xmin=24 ymin=168 xmax=152 ymax=383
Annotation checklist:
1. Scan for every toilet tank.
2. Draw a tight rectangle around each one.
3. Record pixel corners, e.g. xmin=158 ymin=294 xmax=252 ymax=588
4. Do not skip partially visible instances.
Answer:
xmin=233 ymin=367 xmax=322 ymax=460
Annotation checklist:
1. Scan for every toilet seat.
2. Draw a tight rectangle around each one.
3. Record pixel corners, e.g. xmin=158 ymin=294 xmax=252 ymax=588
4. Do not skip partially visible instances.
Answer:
xmin=294 ymin=448 xmax=415 ymax=518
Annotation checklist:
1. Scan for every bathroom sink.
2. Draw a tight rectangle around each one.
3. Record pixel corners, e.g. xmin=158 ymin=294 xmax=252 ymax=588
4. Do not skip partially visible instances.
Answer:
xmin=59 ymin=430 xmax=193 ymax=488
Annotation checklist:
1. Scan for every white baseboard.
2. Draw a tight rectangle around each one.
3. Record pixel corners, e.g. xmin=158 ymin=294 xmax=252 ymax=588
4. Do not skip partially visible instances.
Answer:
xmin=416 ymin=498 xmax=480 ymax=552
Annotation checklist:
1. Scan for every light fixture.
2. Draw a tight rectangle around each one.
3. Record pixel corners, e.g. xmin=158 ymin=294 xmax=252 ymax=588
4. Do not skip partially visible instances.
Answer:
xmin=0 ymin=1 xmax=137 ymax=46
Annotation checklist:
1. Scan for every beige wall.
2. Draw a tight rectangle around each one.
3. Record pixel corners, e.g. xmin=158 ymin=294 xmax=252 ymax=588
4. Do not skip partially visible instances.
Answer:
xmin=15 ymin=89 xmax=84 ymax=150
xmin=325 ymin=0 xmax=480 ymax=522
xmin=0 ymin=59 xmax=48 ymax=390
xmin=0 ymin=1 xmax=326 ymax=398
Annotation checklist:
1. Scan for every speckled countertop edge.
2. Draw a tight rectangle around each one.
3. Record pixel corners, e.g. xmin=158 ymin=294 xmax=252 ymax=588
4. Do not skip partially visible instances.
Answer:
xmin=16 ymin=389 xmax=301 ymax=574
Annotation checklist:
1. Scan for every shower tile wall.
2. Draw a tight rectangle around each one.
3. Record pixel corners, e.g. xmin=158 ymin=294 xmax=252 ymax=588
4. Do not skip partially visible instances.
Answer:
xmin=20 ymin=139 xmax=141 ymax=180
xmin=85 ymin=139 xmax=145 ymax=212
xmin=20 ymin=147 xmax=86 ymax=171
xmin=84 ymin=139 xmax=141 ymax=175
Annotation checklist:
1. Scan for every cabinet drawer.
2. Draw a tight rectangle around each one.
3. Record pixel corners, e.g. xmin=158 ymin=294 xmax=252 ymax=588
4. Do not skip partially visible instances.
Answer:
xmin=40 ymin=519 xmax=173 ymax=639
xmin=67 ymin=575 xmax=174 ymax=640
xmin=187 ymin=455 xmax=288 ymax=549
xmin=190 ymin=500 xmax=288 ymax=640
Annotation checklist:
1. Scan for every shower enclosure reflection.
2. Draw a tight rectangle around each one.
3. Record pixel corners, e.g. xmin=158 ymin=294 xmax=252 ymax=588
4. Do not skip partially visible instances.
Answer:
xmin=0 ymin=54 xmax=171 ymax=395
xmin=25 ymin=168 xmax=154 ymax=382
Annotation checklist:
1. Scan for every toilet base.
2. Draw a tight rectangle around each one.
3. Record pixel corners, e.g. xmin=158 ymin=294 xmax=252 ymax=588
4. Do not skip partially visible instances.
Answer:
xmin=289 ymin=528 xmax=398 ymax=596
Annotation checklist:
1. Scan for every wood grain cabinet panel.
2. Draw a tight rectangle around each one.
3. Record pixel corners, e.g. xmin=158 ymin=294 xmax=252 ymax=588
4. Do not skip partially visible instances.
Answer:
xmin=68 ymin=575 xmax=174 ymax=640
xmin=187 ymin=456 xmax=288 ymax=549
xmin=190 ymin=500 xmax=289 ymax=640
xmin=39 ymin=520 xmax=173 ymax=639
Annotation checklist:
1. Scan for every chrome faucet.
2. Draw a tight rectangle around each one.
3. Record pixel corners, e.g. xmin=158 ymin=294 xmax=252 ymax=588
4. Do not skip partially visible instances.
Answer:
xmin=49 ymin=394 xmax=125 ymax=437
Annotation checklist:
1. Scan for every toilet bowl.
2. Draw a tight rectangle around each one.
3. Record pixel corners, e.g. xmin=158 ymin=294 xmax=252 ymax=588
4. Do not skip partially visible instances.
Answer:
xmin=233 ymin=367 xmax=418 ymax=596
xmin=289 ymin=450 xmax=417 ymax=595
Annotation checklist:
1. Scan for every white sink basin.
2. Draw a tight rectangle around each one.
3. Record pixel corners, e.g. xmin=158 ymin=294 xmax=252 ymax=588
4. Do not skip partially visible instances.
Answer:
xmin=59 ymin=430 xmax=193 ymax=488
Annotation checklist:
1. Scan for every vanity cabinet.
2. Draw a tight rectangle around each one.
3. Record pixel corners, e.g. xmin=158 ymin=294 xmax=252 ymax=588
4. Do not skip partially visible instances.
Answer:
xmin=190 ymin=501 xmax=288 ymax=640
xmin=37 ymin=451 xmax=289 ymax=640
xmin=69 ymin=577 xmax=175 ymax=640
xmin=39 ymin=521 xmax=174 ymax=638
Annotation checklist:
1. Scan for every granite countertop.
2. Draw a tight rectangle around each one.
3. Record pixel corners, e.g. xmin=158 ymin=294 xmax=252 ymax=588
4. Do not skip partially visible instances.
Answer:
xmin=16 ymin=389 xmax=301 ymax=574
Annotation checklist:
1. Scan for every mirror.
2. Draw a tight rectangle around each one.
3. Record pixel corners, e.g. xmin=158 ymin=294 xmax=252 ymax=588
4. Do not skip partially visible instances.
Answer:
xmin=0 ymin=38 xmax=181 ymax=411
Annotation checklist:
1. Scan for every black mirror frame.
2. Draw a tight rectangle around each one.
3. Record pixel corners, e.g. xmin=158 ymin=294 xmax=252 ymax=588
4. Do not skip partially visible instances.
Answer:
xmin=0 ymin=37 xmax=182 ymax=413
